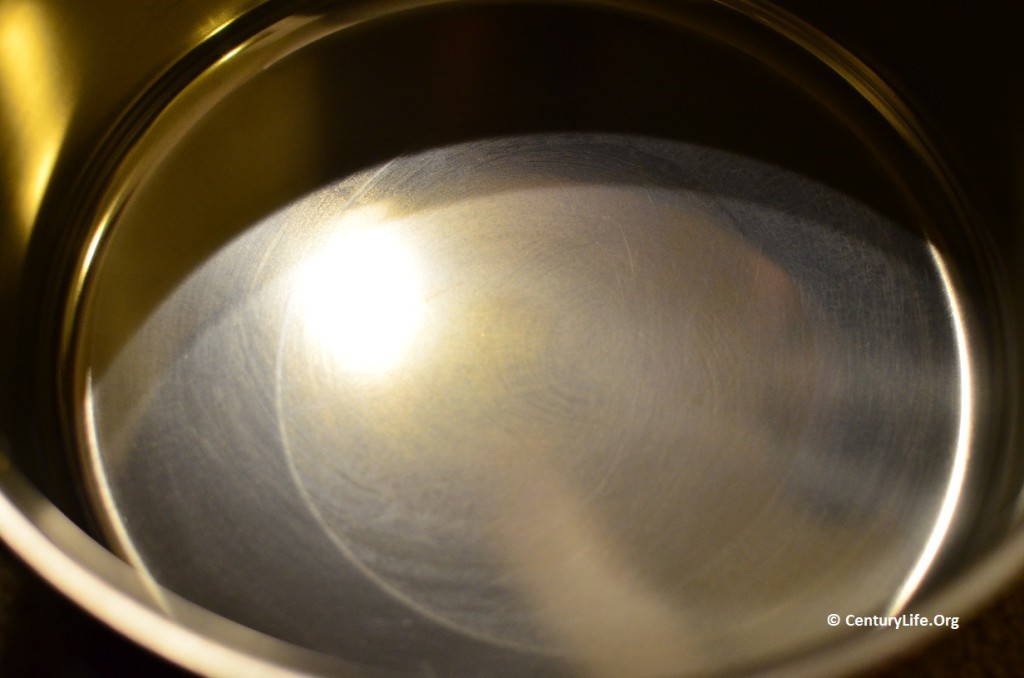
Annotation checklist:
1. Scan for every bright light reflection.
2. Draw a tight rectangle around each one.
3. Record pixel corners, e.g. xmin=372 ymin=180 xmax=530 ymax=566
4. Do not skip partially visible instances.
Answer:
xmin=887 ymin=243 xmax=973 ymax=615
xmin=293 ymin=225 xmax=424 ymax=375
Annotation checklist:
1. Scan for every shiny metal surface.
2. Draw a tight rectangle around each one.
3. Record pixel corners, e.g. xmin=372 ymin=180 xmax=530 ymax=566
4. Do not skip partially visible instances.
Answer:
xmin=78 ymin=129 xmax=968 ymax=675
xmin=2 ymin=1 xmax=1022 ymax=677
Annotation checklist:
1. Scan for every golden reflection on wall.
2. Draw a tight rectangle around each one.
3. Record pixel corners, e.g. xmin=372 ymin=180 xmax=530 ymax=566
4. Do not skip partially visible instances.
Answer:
xmin=0 ymin=1 xmax=72 ymax=243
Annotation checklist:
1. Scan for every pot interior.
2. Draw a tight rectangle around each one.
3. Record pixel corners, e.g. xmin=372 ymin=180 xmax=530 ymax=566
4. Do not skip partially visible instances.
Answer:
xmin=61 ymin=2 xmax=1010 ymax=676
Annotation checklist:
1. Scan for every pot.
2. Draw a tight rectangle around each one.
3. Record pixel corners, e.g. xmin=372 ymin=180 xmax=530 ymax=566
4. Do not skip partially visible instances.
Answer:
xmin=1 ymin=1 xmax=1022 ymax=676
